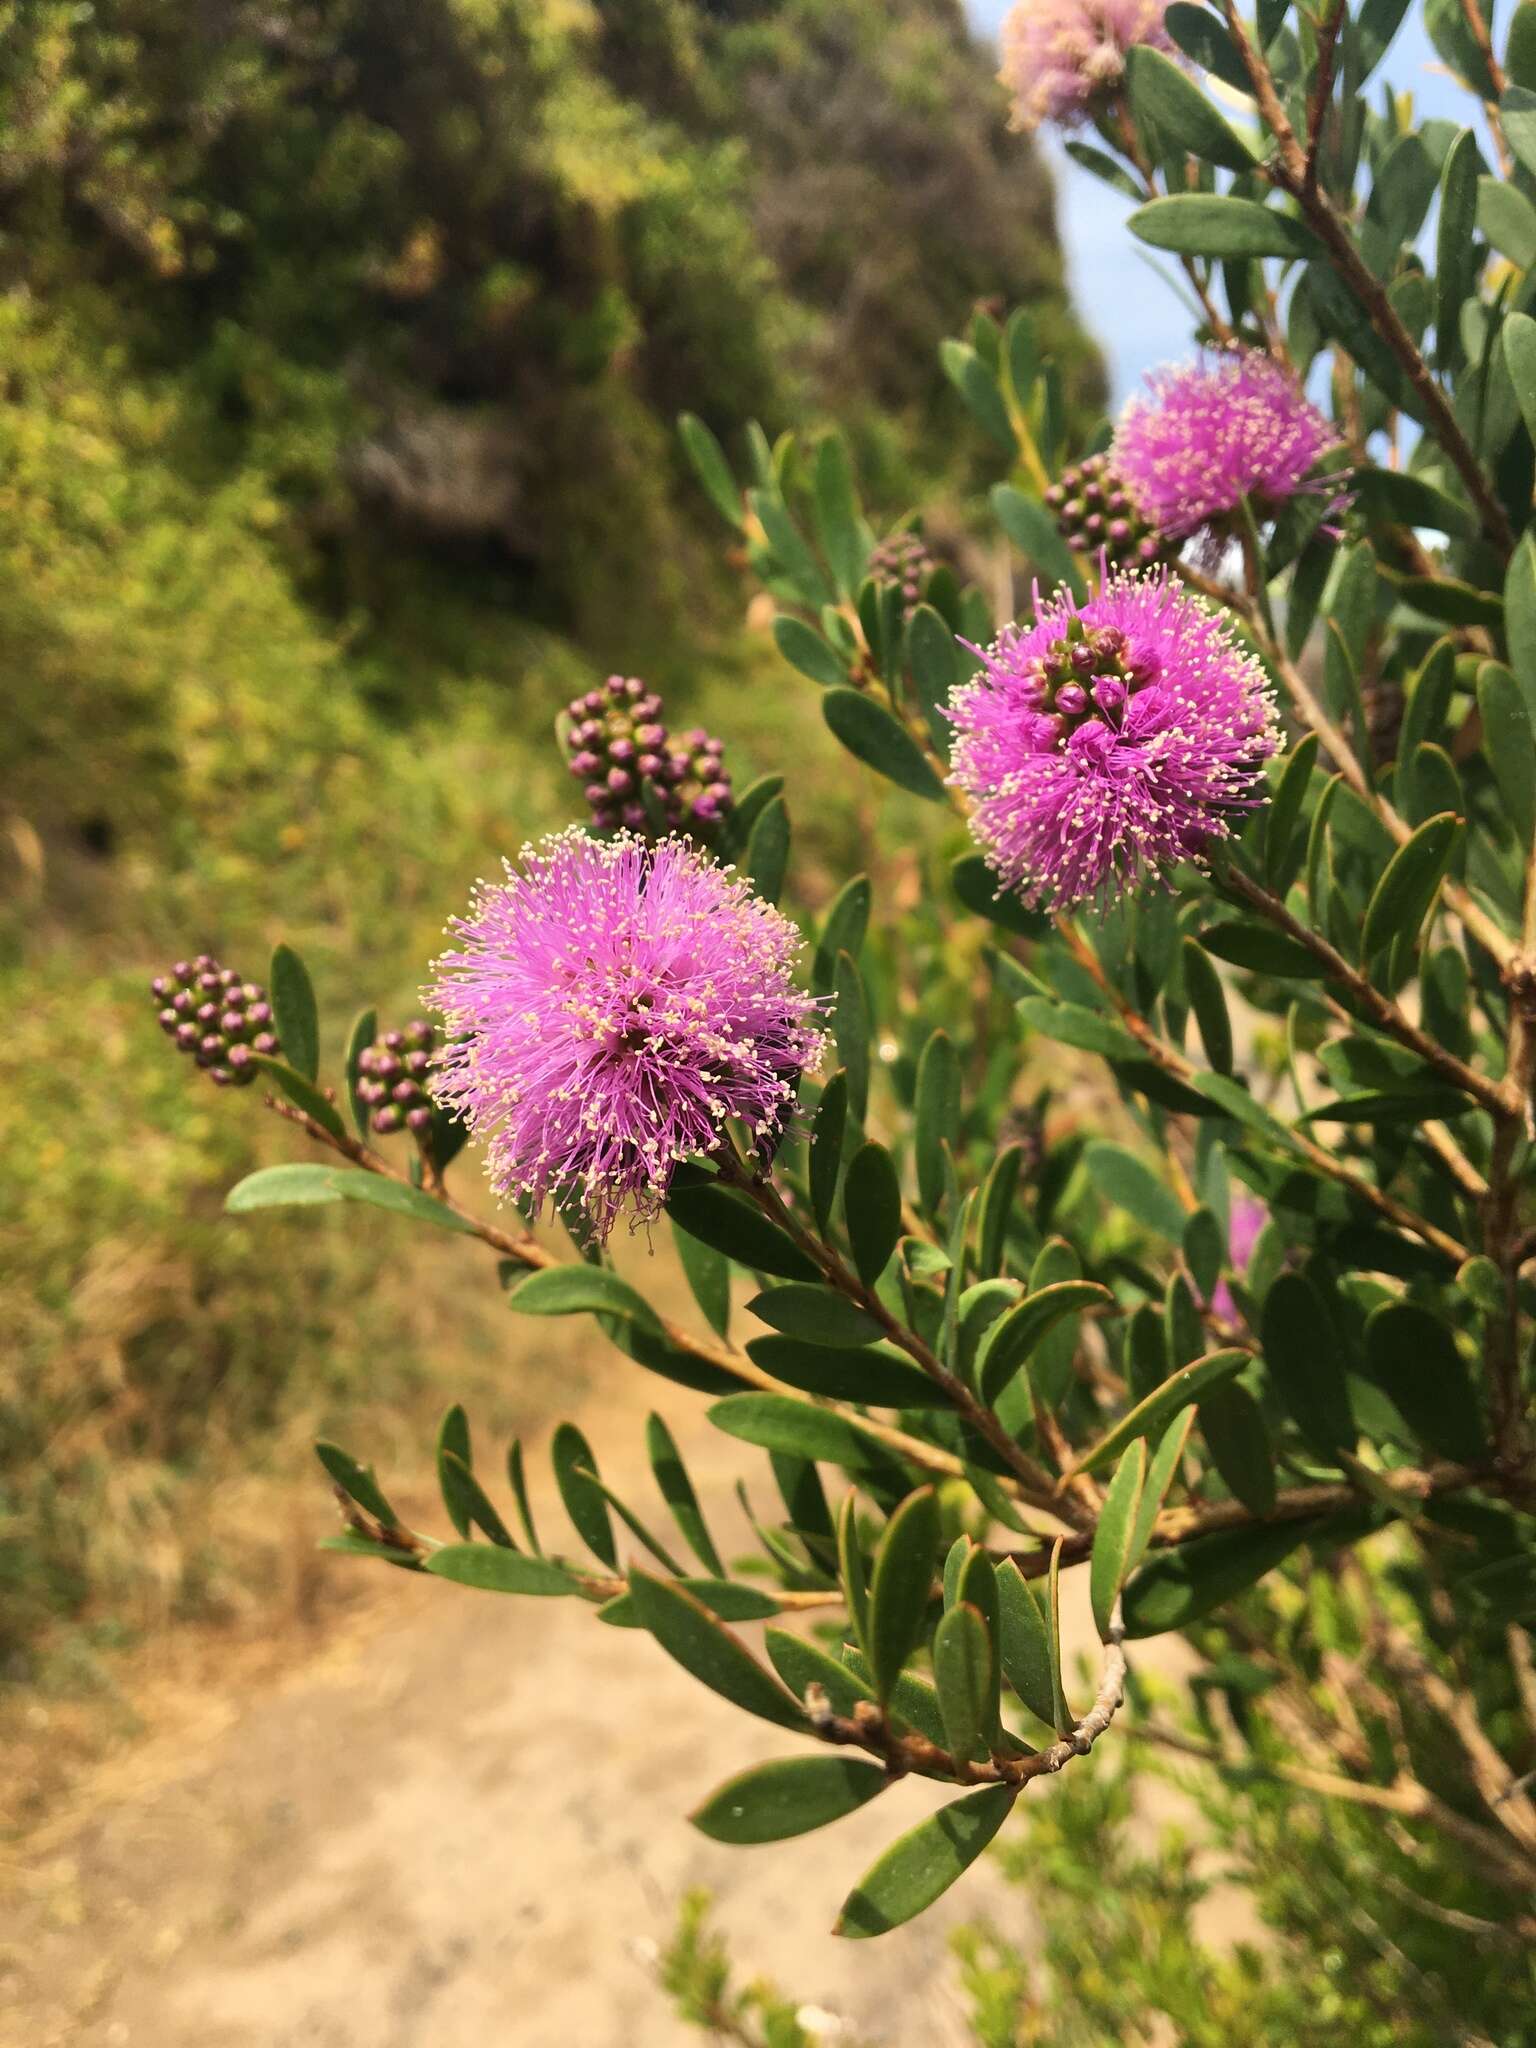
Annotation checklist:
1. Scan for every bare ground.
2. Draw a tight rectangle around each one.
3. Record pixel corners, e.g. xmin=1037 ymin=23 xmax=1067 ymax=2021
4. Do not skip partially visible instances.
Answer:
xmin=2 ymin=1356 xmax=1218 ymax=2048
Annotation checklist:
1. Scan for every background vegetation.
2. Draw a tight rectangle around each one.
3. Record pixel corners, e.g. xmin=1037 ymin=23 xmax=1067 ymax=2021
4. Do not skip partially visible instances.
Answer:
xmin=0 ymin=0 xmax=1092 ymax=1768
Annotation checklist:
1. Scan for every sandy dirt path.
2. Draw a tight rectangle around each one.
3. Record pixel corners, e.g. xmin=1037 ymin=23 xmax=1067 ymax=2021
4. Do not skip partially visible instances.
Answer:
xmin=4 ymin=1373 xmax=1079 ymax=2048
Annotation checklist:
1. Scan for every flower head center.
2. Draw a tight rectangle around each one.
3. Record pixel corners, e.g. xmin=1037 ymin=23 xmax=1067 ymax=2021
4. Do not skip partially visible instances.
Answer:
xmin=1030 ymin=621 xmax=1161 ymax=743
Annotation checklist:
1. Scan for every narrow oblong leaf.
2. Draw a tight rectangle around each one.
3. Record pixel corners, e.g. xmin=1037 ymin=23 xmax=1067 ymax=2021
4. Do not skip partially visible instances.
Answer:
xmin=1090 ymin=1441 xmax=1147 ymax=1640
xmin=647 ymin=1414 xmax=725 ymax=1578
xmin=329 ymin=1169 xmax=480 ymax=1236
xmin=1262 ymin=1273 xmax=1357 ymax=1461
xmin=1361 ymin=812 xmax=1460 ymax=957
xmin=1128 ymin=1409 xmax=1196 ymax=1572
xmin=745 ymin=1335 xmax=941 ymax=1407
xmin=1364 ymin=1302 xmax=1490 ymax=1462
xmin=597 ymin=1579 xmax=777 ymax=1627
xmin=551 ymin=1422 xmax=616 ymax=1568
xmin=766 ymin=1624 xmax=876 ymax=1718
xmin=844 ymin=1142 xmax=904 ymax=1287
xmin=249 ymin=1054 xmax=348 ymax=1143
xmin=1477 ymin=661 xmax=1536 ymax=844
xmin=868 ymin=1486 xmax=941 ymax=1702
xmin=1085 ymin=1140 xmax=1187 ymax=1241
xmin=1198 ymin=1381 xmax=1278 ymax=1516
xmin=345 ymin=1007 xmax=378 ymax=1141
xmin=628 ymin=1571 xmax=810 ymax=1732
xmin=838 ymin=1491 xmax=872 ymax=1655
xmin=834 ymin=1784 xmax=1015 ymax=1937
xmin=1122 ymin=1518 xmax=1340 ymax=1637
xmin=673 ymin=1218 xmax=731 ymax=1340
xmin=1067 ymin=1350 xmax=1247 ymax=1478
xmin=315 ymin=1439 xmax=397 ymax=1526
xmin=679 ymin=412 xmax=743 ymax=528
xmin=507 ymin=1265 xmax=662 ymax=1328
xmin=977 ymin=1280 xmax=1111 ymax=1405
xmin=914 ymin=1030 xmax=962 ymax=1216
xmin=227 ymin=1163 xmax=344 ymax=1213
xmin=748 ymin=1283 xmax=883 ymax=1348
xmin=668 ymin=1180 xmax=820 ymax=1281
xmin=932 ymin=1603 xmax=994 ymax=1764
xmin=1129 ymin=193 xmax=1316 ymax=259
xmin=995 ymin=1558 xmax=1056 ymax=1729
xmin=423 ymin=1545 xmax=577 ymax=1597
xmin=269 ymin=942 xmax=320 ymax=1082
xmin=822 ymin=688 xmax=947 ymax=802
xmin=707 ymin=1394 xmax=911 ymax=1485
xmin=810 ymin=1069 xmax=849 ymax=1235
xmin=1125 ymin=44 xmax=1259 ymax=169
xmin=692 ymin=1756 xmax=889 ymax=1844
xmin=1182 ymin=938 xmax=1234 ymax=1076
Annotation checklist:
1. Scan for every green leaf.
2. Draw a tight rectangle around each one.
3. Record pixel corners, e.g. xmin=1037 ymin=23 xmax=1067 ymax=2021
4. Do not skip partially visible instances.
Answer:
xmin=1398 ymin=641 xmax=1457 ymax=771
xmin=1364 ymin=1302 xmax=1490 ymax=1462
xmin=692 ymin=1755 xmax=889 ymax=1844
xmin=1125 ymin=45 xmax=1258 ymax=169
xmin=707 ymin=1394 xmax=910 ymax=1483
xmin=1085 ymin=1141 xmax=1187 ymax=1241
xmin=833 ymin=950 xmax=870 ymax=1123
xmin=952 ymin=852 xmax=1048 ymax=937
xmin=551 ymin=1422 xmax=616 ymax=1568
xmin=439 ymin=1449 xmax=518 ymax=1550
xmin=1437 ymin=130 xmax=1483 ymax=371
xmin=1506 ymin=536 xmax=1536 ymax=717
xmin=1183 ymin=1207 xmax=1223 ymax=1308
xmin=823 ymin=688 xmax=946 ymax=802
xmin=1198 ymin=1382 xmax=1277 ymax=1515
xmin=627 ymin=1571 xmax=809 ymax=1732
xmin=814 ymin=877 xmax=872 ymax=993
xmin=329 ymin=1170 xmax=480 ymax=1236
xmin=668 ymin=1180 xmax=819 ymax=1281
xmin=810 ymin=1069 xmax=849 ymax=1235
xmin=269 ymin=943 xmax=320 ymax=1083
xmin=227 ymin=1163 xmax=344 ymax=1214
xmin=748 ymin=1283 xmax=883 ymax=1347
xmin=1198 ymin=925 xmax=1324 ymax=979
xmin=673 ymin=1217 xmax=731 ymax=1341
xmin=1067 ymin=1351 xmax=1247 ymax=1478
xmin=939 ymin=340 xmax=1016 ymax=451
xmin=1016 ymin=997 xmax=1142 ymax=1061
xmin=423 ymin=1545 xmax=578 ymax=1597
xmin=914 ymin=1030 xmax=961 ymax=1216
xmin=766 ymin=1625 xmax=876 ymax=1718
xmin=1350 ymin=467 xmax=1478 ymax=542
xmin=1047 ymin=1541 xmax=1071 ymax=1734
xmin=1090 ymin=1441 xmax=1147 ymax=1640
xmin=750 ymin=487 xmax=834 ymax=607
xmin=506 ymin=1264 xmax=662 ymax=1328
xmin=1129 ymin=193 xmax=1316 ymax=259
xmin=835 ymin=1783 xmax=1015 ymax=1937
xmin=436 ymin=1403 xmax=473 ymax=1537
xmin=977 ymin=1281 xmax=1111 ymax=1406
xmin=773 ymin=614 xmax=848 ymax=689
xmin=868 ymin=1486 xmax=941 ymax=1701
xmin=814 ymin=433 xmax=872 ymax=598
xmin=1480 ymin=660 xmax=1536 ymax=845
xmin=745 ymin=795 xmax=790 ymax=906
xmin=1262 ymin=1272 xmax=1357 ymax=1461
xmin=646 ymin=1414 xmax=725 ymax=1578
xmin=838 ymin=1491 xmax=872 ymax=1655
xmin=1504 ymin=311 xmax=1536 ymax=446
xmin=1479 ymin=174 xmax=1536 ymax=267
xmin=344 ymin=1007 xmax=377 ymax=1142
xmin=843 ymin=1141 xmax=904 ymax=1288
xmin=978 ymin=1144 xmax=1026 ymax=1279
xmin=1361 ymin=812 xmax=1460 ymax=956
xmin=1123 ymin=1519 xmax=1331 ymax=1637
xmin=932 ymin=1603 xmax=994 ymax=1764
xmin=1504 ymin=82 xmax=1536 ymax=174
xmin=679 ymin=413 xmax=743 ymax=528
xmin=995 ymin=1559 xmax=1056 ymax=1729
xmin=1128 ymin=1410 xmax=1197 ymax=1569
xmin=1182 ymin=938 xmax=1234 ymax=1075
xmin=745 ymin=1335 xmax=940 ymax=1406
xmin=990 ymin=485 xmax=1085 ymax=599
xmin=1162 ymin=3 xmax=1252 ymax=91
xmin=506 ymin=1439 xmax=541 ymax=1554
xmin=909 ymin=605 xmax=970 ymax=746
xmin=315 ymin=1438 xmax=398 ymax=1526
xmin=248 ymin=1052 xmax=348 ymax=1143
xmin=598 ymin=1579 xmax=780 ymax=1627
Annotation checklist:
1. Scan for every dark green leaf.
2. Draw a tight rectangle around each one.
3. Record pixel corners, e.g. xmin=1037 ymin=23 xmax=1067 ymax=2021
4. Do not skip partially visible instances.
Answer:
xmin=1090 ymin=1441 xmax=1147 ymax=1640
xmin=1123 ymin=1519 xmax=1332 ymax=1636
xmin=814 ymin=877 xmax=872 ymax=993
xmin=269 ymin=942 xmax=319 ymax=1083
xmin=834 ymin=950 xmax=870 ymax=1122
xmin=914 ymin=1030 xmax=961 ymax=1215
xmin=745 ymin=1335 xmax=941 ymax=1406
xmin=1437 ymin=130 xmax=1483 ymax=371
xmin=835 ymin=1784 xmax=1016 ymax=1937
xmin=597 ymin=1578 xmax=778 ymax=1627
xmin=991 ymin=485 xmax=1085 ymax=598
xmin=1199 ymin=924 xmax=1325 ymax=979
xmin=1125 ymin=45 xmax=1258 ymax=168
xmin=1364 ymin=1302 xmax=1490 ymax=1462
xmin=932 ymin=1603 xmax=994 ymax=1764
xmin=750 ymin=486 xmax=834 ymax=607
xmin=1068 ymin=1351 xmax=1247 ymax=1478
xmin=673 ymin=1216 xmax=731 ymax=1341
xmin=746 ymin=796 xmax=790 ymax=905
xmin=1016 ymin=997 xmax=1142 ymax=1061
xmin=628 ymin=1571 xmax=809 ymax=1732
xmin=707 ymin=1394 xmax=910 ymax=1483
xmin=1504 ymin=311 xmax=1536 ymax=446
xmin=1182 ymin=938 xmax=1234 ymax=1075
xmin=940 ymin=340 xmax=1016 ymax=451
xmin=1362 ymin=812 xmax=1460 ymax=956
xmin=977 ymin=1281 xmax=1111 ymax=1406
xmin=1162 ymin=2 xmax=1252 ymax=90
xmin=838 ymin=1491 xmax=872 ymax=1655
xmin=1085 ymin=1141 xmax=1187 ymax=1241
xmin=844 ymin=1142 xmax=904 ymax=1288
xmin=823 ymin=688 xmax=946 ymax=802
xmin=749 ymin=1283 xmax=883 ymax=1347
xmin=868 ymin=1486 xmax=941 ymax=1701
xmin=668 ymin=1180 xmax=820 ymax=1281
xmin=692 ymin=1755 xmax=889 ymax=1844
xmin=996 ymin=1559 xmax=1056 ymax=1728
xmin=766 ymin=1625 xmax=876 ymax=1718
xmin=978 ymin=1144 xmax=1026 ymax=1279
xmin=647 ymin=1414 xmax=725 ymax=1578
xmin=1183 ymin=1207 xmax=1224 ymax=1304
xmin=315 ymin=1438 xmax=398 ymax=1526
xmin=248 ymin=1053 xmax=348 ymax=1143
xmin=551 ymin=1422 xmax=616 ymax=1568
xmin=773 ymin=614 xmax=848 ymax=689
xmin=436 ymin=1403 xmax=473 ymax=1538
xmin=811 ymin=1069 xmax=849 ymax=1235
xmin=1128 ymin=1410 xmax=1197 ymax=1570
xmin=814 ymin=434 xmax=872 ymax=598
xmin=1198 ymin=1382 xmax=1277 ymax=1515
xmin=344 ymin=1007 xmax=377 ymax=1142
xmin=952 ymin=852 xmax=1048 ymax=936
xmin=1262 ymin=1272 xmax=1357 ymax=1460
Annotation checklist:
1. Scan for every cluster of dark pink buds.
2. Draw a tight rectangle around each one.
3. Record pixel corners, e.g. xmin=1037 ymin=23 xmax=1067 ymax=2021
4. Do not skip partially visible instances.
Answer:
xmin=866 ymin=530 xmax=934 ymax=616
xmin=356 ymin=1019 xmax=436 ymax=1136
xmin=152 ymin=955 xmax=279 ymax=1087
xmin=1044 ymin=454 xmax=1161 ymax=571
xmin=561 ymin=674 xmax=732 ymax=835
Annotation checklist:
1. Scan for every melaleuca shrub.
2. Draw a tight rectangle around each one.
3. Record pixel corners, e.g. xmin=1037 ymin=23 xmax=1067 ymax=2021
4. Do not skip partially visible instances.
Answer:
xmin=163 ymin=0 xmax=1536 ymax=1968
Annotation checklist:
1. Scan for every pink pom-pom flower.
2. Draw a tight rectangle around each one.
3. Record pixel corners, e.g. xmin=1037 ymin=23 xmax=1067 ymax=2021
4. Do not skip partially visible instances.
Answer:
xmin=428 ymin=831 xmax=824 ymax=1239
xmin=947 ymin=568 xmax=1280 ymax=911
xmin=998 ymin=0 xmax=1175 ymax=132
xmin=1111 ymin=351 xmax=1340 ymax=545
